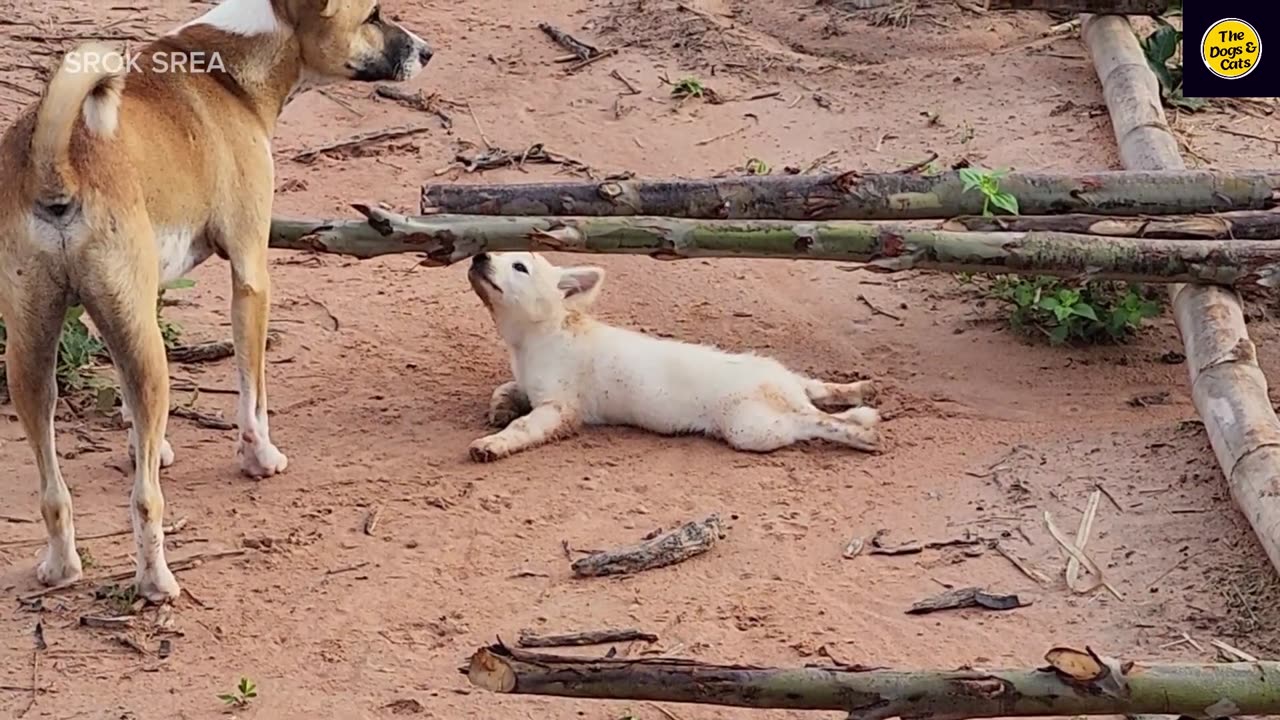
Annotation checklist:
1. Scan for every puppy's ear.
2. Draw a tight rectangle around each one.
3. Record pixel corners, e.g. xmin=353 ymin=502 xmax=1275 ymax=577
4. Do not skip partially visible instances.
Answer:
xmin=557 ymin=266 xmax=606 ymax=308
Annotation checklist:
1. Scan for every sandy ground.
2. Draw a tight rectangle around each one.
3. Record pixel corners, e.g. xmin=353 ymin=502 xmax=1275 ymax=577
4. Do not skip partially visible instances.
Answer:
xmin=3 ymin=0 xmax=1280 ymax=718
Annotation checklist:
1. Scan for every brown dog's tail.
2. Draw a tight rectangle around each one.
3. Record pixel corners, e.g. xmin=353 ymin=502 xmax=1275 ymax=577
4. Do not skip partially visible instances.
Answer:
xmin=31 ymin=42 xmax=128 ymax=213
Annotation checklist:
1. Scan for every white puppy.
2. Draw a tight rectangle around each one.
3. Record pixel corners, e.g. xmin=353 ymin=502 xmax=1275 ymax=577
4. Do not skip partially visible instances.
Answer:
xmin=465 ymin=251 xmax=882 ymax=462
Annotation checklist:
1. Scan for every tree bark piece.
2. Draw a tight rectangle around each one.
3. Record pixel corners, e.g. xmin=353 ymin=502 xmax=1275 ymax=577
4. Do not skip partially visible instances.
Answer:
xmin=987 ymin=0 xmax=1169 ymax=13
xmin=266 ymin=207 xmax=1280 ymax=289
xmin=463 ymin=642 xmax=1280 ymax=718
xmin=946 ymin=209 xmax=1280 ymax=239
xmin=421 ymin=170 xmax=1280 ymax=220
xmin=1084 ymin=15 xmax=1280 ymax=579
xmin=570 ymin=515 xmax=724 ymax=577
xmin=905 ymin=587 xmax=1027 ymax=614
xmin=517 ymin=628 xmax=659 ymax=648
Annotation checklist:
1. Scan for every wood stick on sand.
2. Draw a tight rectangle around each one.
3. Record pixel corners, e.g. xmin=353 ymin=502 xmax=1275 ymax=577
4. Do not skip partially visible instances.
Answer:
xmin=517 ymin=628 xmax=659 ymax=648
xmin=463 ymin=642 xmax=1280 ymax=717
xmin=420 ymin=169 xmax=1280 ymax=220
xmin=570 ymin=515 xmax=724 ymax=577
xmin=266 ymin=205 xmax=1280 ymax=289
xmin=1083 ymin=15 xmax=1280 ymax=579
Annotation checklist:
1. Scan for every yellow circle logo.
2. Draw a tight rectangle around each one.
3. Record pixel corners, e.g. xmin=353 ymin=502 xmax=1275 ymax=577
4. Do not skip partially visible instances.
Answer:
xmin=1201 ymin=18 xmax=1262 ymax=80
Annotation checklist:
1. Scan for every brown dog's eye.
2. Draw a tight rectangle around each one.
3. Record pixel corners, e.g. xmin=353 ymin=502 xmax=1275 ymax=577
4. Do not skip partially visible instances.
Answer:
xmin=365 ymin=5 xmax=380 ymax=23
xmin=513 ymin=262 xmax=528 ymax=274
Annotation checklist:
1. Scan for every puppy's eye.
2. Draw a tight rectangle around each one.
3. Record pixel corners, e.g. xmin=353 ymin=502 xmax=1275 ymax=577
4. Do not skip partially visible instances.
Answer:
xmin=365 ymin=5 xmax=380 ymax=23
xmin=512 ymin=262 xmax=529 ymax=274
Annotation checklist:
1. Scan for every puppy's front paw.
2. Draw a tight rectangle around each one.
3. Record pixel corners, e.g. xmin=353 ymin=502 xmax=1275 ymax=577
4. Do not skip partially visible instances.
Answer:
xmin=128 ymin=435 xmax=175 ymax=468
xmin=237 ymin=436 xmax=289 ymax=478
xmin=487 ymin=402 xmax=524 ymax=429
xmin=849 ymin=380 xmax=878 ymax=406
xmin=469 ymin=435 xmax=509 ymax=463
xmin=842 ymin=406 xmax=880 ymax=428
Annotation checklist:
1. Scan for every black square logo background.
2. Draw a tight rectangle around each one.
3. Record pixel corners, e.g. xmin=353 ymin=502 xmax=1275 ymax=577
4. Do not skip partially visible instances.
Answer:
xmin=1183 ymin=2 xmax=1279 ymax=98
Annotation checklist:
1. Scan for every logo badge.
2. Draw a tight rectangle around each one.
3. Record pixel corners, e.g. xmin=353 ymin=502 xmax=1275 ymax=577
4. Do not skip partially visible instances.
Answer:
xmin=1200 ymin=17 xmax=1262 ymax=80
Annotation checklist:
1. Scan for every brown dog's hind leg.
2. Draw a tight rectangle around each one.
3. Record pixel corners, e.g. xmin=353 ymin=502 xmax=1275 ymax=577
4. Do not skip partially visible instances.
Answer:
xmin=79 ymin=224 xmax=180 ymax=603
xmin=227 ymin=230 xmax=287 ymax=478
xmin=3 ymin=280 xmax=82 ymax=587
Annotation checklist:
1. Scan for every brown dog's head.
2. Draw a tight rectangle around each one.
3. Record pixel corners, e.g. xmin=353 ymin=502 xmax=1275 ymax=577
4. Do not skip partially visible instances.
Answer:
xmin=277 ymin=0 xmax=432 ymax=82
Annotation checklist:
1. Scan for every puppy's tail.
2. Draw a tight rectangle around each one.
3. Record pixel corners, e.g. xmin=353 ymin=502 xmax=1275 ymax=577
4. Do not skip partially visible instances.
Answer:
xmin=30 ymin=42 xmax=128 ymax=213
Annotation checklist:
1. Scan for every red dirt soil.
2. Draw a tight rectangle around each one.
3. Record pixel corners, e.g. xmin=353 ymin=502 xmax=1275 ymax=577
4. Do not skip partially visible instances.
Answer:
xmin=3 ymin=0 xmax=1280 ymax=718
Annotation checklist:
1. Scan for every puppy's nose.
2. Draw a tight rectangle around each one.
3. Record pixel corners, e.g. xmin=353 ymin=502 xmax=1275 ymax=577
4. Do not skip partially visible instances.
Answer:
xmin=418 ymin=44 xmax=433 ymax=66
xmin=472 ymin=252 xmax=489 ymax=267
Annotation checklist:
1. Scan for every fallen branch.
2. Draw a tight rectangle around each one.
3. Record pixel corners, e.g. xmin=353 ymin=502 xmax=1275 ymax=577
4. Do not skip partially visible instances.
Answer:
xmin=420 ymin=169 xmax=1280 ymax=220
xmin=166 ymin=333 xmax=277 ymax=364
xmin=946 ymin=209 xmax=1280 ymax=239
xmin=1084 ymin=14 xmax=1280 ymax=580
xmin=266 ymin=206 xmax=1280 ymax=289
xmin=571 ymin=515 xmax=724 ymax=577
xmin=290 ymin=123 xmax=436 ymax=162
xmin=906 ymin=587 xmax=1027 ymax=614
xmin=986 ymin=0 xmax=1169 ymax=12
xmin=538 ymin=23 xmax=601 ymax=60
xmin=518 ymin=628 xmax=659 ymax=648
xmin=463 ymin=642 xmax=1280 ymax=717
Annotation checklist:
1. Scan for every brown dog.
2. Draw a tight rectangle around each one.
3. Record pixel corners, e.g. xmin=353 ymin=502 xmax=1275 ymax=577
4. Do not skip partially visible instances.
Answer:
xmin=0 ymin=0 xmax=431 ymax=602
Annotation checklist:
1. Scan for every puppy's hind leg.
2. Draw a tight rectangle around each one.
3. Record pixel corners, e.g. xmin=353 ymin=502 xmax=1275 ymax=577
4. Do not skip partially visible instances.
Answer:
xmin=3 ymin=278 xmax=82 ymax=587
xmin=722 ymin=402 xmax=880 ymax=453
xmin=803 ymin=377 xmax=877 ymax=410
xmin=78 ymin=223 xmax=180 ymax=602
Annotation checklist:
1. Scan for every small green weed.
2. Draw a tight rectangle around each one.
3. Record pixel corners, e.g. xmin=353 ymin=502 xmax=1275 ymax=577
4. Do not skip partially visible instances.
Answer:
xmin=670 ymin=76 xmax=705 ymax=99
xmin=95 ymin=583 xmax=141 ymax=615
xmin=987 ymin=275 xmax=1161 ymax=345
xmin=958 ymin=167 xmax=1019 ymax=216
xmin=744 ymin=157 xmax=771 ymax=175
xmin=157 ymin=278 xmax=195 ymax=350
xmin=218 ymin=677 xmax=259 ymax=709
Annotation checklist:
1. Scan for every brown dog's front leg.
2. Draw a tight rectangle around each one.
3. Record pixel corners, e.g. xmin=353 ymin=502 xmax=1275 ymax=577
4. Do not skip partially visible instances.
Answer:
xmin=229 ymin=244 xmax=288 ymax=478
xmin=469 ymin=402 xmax=578 ymax=462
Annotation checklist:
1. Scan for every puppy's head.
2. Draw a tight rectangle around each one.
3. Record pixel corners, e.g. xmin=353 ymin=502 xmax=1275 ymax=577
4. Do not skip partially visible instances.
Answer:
xmin=281 ymin=0 xmax=433 ymax=82
xmin=468 ymin=251 xmax=605 ymax=328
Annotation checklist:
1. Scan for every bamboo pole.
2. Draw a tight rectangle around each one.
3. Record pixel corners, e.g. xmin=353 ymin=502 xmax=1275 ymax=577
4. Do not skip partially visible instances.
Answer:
xmin=265 ymin=206 xmax=1280 ymax=288
xmin=1084 ymin=14 xmax=1280 ymax=575
xmin=463 ymin=642 xmax=1280 ymax=718
xmin=419 ymin=170 xmax=1280 ymax=220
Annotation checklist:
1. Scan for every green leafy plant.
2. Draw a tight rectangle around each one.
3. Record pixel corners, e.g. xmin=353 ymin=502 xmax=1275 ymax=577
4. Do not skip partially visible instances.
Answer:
xmin=1140 ymin=7 xmax=1207 ymax=112
xmin=55 ymin=306 xmax=108 ymax=393
xmin=958 ymin=167 xmax=1019 ymax=216
xmin=987 ymin=275 xmax=1161 ymax=345
xmin=670 ymin=76 xmax=705 ymax=99
xmin=744 ymin=157 xmax=771 ymax=175
xmin=218 ymin=677 xmax=258 ymax=709
xmin=157 ymin=278 xmax=195 ymax=350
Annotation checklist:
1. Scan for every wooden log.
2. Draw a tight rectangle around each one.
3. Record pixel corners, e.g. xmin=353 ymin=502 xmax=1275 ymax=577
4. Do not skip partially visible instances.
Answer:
xmin=945 ymin=209 xmax=1280 ymax=239
xmin=1084 ymin=14 xmax=1280 ymax=578
xmin=570 ymin=515 xmax=724 ymax=577
xmin=987 ymin=0 xmax=1169 ymax=13
xmin=266 ymin=206 xmax=1280 ymax=289
xmin=463 ymin=642 xmax=1280 ymax=718
xmin=420 ymin=170 xmax=1280 ymax=220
